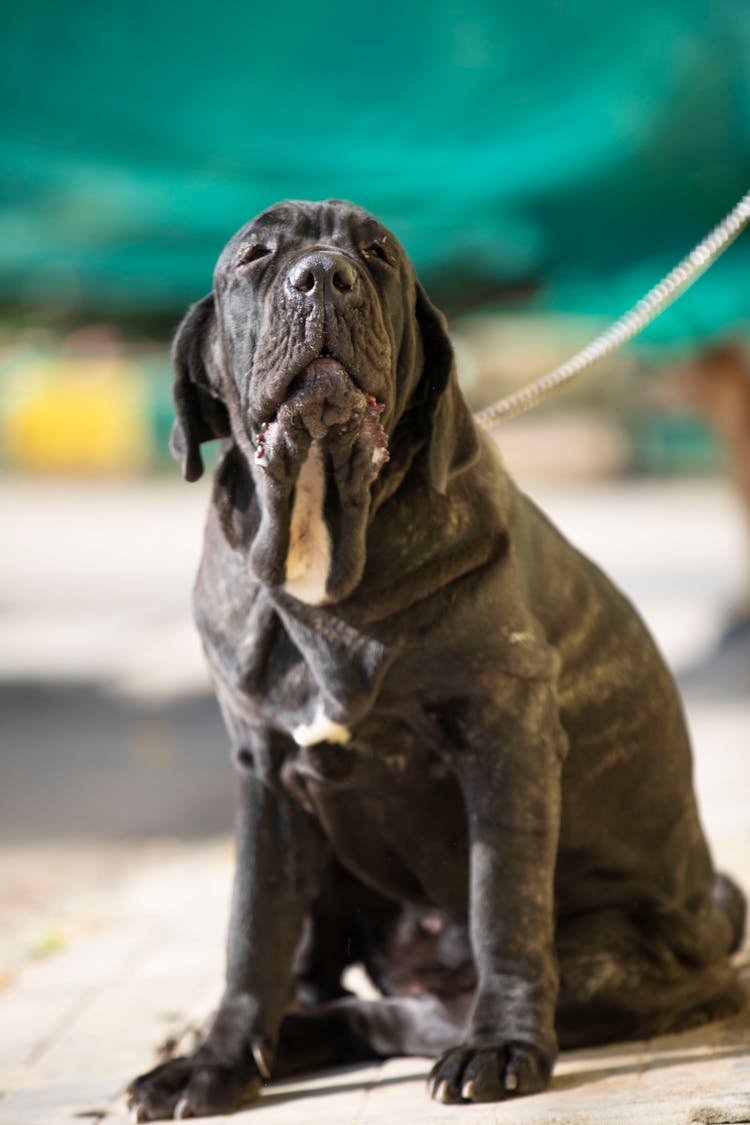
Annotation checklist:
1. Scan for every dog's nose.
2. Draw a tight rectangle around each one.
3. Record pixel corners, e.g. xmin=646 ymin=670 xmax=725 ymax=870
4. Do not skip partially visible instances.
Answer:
xmin=287 ymin=252 xmax=358 ymax=298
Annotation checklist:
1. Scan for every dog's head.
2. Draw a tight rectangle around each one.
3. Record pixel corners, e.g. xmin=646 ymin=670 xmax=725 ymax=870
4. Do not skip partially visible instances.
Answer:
xmin=171 ymin=199 xmax=479 ymax=602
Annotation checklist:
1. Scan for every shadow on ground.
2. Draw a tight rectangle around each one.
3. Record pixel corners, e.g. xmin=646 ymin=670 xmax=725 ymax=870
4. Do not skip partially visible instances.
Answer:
xmin=677 ymin=619 xmax=750 ymax=701
xmin=0 ymin=680 xmax=231 ymax=841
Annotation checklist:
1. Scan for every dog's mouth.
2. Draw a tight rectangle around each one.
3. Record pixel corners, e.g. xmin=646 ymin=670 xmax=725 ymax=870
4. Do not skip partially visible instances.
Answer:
xmin=254 ymin=354 xmax=389 ymax=474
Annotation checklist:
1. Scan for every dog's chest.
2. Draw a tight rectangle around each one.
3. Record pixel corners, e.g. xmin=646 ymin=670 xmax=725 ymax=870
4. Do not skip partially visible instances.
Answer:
xmin=279 ymin=721 xmax=470 ymax=915
xmin=197 ymin=560 xmax=396 ymax=746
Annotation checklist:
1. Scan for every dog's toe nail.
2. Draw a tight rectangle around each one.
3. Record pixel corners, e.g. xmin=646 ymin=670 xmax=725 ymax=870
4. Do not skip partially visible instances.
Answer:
xmin=132 ymin=1106 xmax=148 ymax=1124
xmin=461 ymin=1079 xmax=476 ymax=1100
xmin=174 ymin=1096 xmax=193 ymax=1119
xmin=504 ymin=1067 xmax=519 ymax=1092
xmin=437 ymin=1080 xmax=451 ymax=1103
xmin=252 ymin=1041 xmax=272 ymax=1079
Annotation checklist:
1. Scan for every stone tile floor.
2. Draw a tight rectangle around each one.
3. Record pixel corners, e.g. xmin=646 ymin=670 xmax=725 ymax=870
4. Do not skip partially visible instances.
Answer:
xmin=0 ymin=837 xmax=747 ymax=1125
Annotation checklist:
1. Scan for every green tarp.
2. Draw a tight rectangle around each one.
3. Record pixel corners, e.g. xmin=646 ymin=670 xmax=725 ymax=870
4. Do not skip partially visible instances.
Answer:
xmin=1 ymin=1 xmax=748 ymax=345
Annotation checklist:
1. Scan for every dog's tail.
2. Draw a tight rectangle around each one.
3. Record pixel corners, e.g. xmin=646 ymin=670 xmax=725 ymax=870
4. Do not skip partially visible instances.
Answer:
xmin=713 ymin=871 xmax=747 ymax=955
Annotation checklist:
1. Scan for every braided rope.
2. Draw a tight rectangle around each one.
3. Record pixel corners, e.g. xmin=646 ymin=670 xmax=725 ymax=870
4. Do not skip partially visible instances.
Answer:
xmin=476 ymin=189 xmax=750 ymax=428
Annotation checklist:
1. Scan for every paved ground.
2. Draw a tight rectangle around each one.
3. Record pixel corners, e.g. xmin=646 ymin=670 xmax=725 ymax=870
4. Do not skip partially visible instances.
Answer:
xmin=1 ymin=841 xmax=748 ymax=1125
xmin=1 ymin=473 xmax=748 ymax=1123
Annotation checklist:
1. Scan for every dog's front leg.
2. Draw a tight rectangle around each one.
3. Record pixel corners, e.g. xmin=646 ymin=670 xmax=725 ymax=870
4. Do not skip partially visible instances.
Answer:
xmin=429 ymin=678 xmax=565 ymax=1104
xmin=127 ymin=761 xmax=328 ymax=1120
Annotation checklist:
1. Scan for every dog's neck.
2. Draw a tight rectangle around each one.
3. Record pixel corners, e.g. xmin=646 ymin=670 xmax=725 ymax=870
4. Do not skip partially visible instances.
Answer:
xmin=212 ymin=394 xmax=490 ymax=612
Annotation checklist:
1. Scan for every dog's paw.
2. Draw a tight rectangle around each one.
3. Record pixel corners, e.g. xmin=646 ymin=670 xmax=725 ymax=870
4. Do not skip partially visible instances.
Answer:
xmin=427 ymin=1041 xmax=551 ymax=1104
xmin=125 ymin=1053 xmax=262 ymax=1121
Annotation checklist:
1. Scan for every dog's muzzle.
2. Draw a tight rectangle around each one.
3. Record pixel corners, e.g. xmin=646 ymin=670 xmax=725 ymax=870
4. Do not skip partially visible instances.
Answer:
xmin=255 ymin=357 xmax=389 ymax=474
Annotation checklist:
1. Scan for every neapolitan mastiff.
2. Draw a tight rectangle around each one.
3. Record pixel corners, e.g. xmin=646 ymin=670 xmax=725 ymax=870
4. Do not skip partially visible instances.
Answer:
xmin=127 ymin=199 xmax=745 ymax=1119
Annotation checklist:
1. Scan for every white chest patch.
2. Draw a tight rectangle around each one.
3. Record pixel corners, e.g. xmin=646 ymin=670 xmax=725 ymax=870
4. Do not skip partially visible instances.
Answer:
xmin=284 ymin=442 xmax=331 ymax=605
xmin=293 ymin=702 xmax=351 ymax=747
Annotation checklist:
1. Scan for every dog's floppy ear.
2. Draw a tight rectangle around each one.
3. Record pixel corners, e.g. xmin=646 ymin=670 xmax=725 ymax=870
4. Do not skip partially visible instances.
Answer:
xmin=170 ymin=294 xmax=231 ymax=482
xmin=414 ymin=282 xmax=480 ymax=494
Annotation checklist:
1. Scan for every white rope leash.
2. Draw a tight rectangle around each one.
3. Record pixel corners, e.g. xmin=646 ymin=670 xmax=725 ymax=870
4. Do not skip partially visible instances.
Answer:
xmin=476 ymin=189 xmax=750 ymax=428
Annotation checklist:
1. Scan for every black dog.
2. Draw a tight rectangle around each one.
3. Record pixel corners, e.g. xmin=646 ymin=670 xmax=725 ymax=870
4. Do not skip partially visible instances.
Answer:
xmin=127 ymin=199 xmax=745 ymax=1119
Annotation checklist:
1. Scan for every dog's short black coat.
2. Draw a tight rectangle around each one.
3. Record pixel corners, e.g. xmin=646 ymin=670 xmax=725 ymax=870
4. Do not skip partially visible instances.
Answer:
xmin=127 ymin=200 xmax=745 ymax=1119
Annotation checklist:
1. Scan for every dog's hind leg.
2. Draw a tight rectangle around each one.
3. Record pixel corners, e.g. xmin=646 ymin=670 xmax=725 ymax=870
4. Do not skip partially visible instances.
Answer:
xmin=555 ymin=897 xmax=746 ymax=1049
xmin=273 ymin=993 xmax=471 ymax=1078
xmin=712 ymin=870 xmax=746 ymax=954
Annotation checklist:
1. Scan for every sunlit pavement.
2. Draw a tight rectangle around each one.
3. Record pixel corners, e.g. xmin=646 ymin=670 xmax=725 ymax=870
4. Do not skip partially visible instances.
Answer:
xmin=0 ymin=473 xmax=748 ymax=1123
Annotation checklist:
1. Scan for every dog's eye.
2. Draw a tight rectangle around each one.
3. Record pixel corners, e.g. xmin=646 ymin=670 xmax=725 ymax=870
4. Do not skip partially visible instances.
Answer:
xmin=236 ymin=242 xmax=272 ymax=268
xmin=361 ymin=241 xmax=392 ymax=266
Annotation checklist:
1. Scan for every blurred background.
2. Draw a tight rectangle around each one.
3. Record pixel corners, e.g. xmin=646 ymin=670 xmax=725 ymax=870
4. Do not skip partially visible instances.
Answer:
xmin=1 ymin=1 xmax=749 ymax=974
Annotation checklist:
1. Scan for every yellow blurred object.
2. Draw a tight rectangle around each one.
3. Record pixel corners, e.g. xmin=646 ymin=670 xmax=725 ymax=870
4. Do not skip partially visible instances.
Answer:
xmin=2 ymin=356 xmax=150 ymax=473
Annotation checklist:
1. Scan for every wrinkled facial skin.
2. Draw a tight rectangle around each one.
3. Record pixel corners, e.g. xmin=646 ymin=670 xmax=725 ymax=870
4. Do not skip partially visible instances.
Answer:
xmin=170 ymin=198 xmax=475 ymax=603
xmin=212 ymin=199 xmax=416 ymax=448
xmin=181 ymin=199 xmax=437 ymax=604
